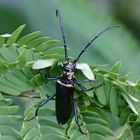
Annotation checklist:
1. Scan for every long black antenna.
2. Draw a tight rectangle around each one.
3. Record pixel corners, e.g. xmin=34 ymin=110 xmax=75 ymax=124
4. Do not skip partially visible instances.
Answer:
xmin=56 ymin=10 xmax=69 ymax=62
xmin=74 ymin=25 xmax=119 ymax=63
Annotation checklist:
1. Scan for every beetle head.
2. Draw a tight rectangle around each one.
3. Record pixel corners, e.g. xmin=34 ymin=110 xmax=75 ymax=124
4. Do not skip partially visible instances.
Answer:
xmin=65 ymin=62 xmax=75 ymax=72
xmin=61 ymin=62 xmax=75 ymax=80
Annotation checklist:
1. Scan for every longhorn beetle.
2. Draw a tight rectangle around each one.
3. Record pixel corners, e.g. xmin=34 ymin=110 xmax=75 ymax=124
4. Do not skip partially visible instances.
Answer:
xmin=28 ymin=10 xmax=119 ymax=134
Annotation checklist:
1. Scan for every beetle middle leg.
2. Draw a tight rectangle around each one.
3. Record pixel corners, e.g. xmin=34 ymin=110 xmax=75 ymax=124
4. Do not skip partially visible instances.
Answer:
xmin=26 ymin=94 xmax=56 ymax=121
xmin=35 ymin=94 xmax=56 ymax=116
xmin=74 ymin=79 xmax=96 ymax=84
xmin=74 ymin=101 xmax=88 ymax=134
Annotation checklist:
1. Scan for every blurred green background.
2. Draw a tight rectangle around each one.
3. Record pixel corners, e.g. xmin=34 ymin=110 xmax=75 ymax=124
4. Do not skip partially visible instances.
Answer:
xmin=0 ymin=0 xmax=140 ymax=81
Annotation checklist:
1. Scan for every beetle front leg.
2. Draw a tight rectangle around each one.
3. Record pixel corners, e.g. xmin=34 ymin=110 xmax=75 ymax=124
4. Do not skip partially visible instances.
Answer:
xmin=36 ymin=69 xmax=59 ymax=81
xmin=74 ymin=101 xmax=88 ymax=135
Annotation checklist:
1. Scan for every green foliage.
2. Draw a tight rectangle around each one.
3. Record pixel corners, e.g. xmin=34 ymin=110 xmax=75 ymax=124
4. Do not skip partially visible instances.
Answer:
xmin=0 ymin=95 xmax=22 ymax=139
xmin=0 ymin=25 xmax=140 ymax=140
xmin=20 ymin=0 xmax=140 ymax=81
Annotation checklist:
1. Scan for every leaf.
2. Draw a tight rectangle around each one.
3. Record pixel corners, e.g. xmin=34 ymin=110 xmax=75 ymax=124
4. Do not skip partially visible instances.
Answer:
xmin=0 ymin=98 xmax=13 ymax=106
xmin=29 ymin=74 xmax=44 ymax=87
xmin=119 ymin=73 xmax=130 ymax=82
xmin=0 ymin=82 xmax=20 ymax=95
xmin=7 ymin=25 xmax=26 ymax=46
xmin=91 ymin=107 xmax=110 ymax=124
xmin=90 ymin=64 xmax=108 ymax=70
xmin=95 ymin=85 xmax=107 ymax=105
xmin=0 ymin=47 xmax=17 ymax=62
xmin=4 ymin=72 xmax=32 ymax=91
xmin=17 ymin=31 xmax=41 ymax=46
xmin=43 ymin=47 xmax=67 ymax=55
xmin=0 ymin=34 xmax=12 ymax=37
xmin=67 ymin=108 xmax=113 ymax=139
xmin=97 ymin=69 xmax=119 ymax=80
xmin=0 ymin=59 xmax=8 ymax=74
xmin=110 ymin=86 xmax=119 ymax=116
xmin=0 ymin=68 xmax=33 ymax=95
xmin=131 ymin=122 xmax=140 ymax=139
xmin=17 ymin=48 xmax=27 ymax=67
xmin=0 ymin=115 xmax=22 ymax=125
xmin=87 ymin=124 xmax=113 ymax=136
xmin=76 ymin=63 xmax=95 ymax=80
xmin=21 ymin=117 xmax=67 ymax=140
xmin=75 ymin=135 xmax=88 ymax=140
xmin=32 ymin=59 xmax=55 ymax=69
xmin=89 ymin=134 xmax=107 ymax=140
xmin=104 ymin=81 xmax=112 ymax=105
xmin=21 ymin=66 xmax=34 ymax=79
xmin=111 ymin=61 xmax=121 ymax=73
xmin=26 ymin=37 xmax=50 ymax=49
xmin=0 ymin=97 xmax=22 ymax=140
xmin=119 ymin=107 xmax=132 ymax=125
xmin=42 ymin=39 xmax=59 ymax=47
xmin=135 ymin=80 xmax=140 ymax=90
xmin=121 ymin=91 xmax=140 ymax=116
xmin=110 ymin=124 xmax=133 ymax=140
xmin=0 ymin=106 xmax=20 ymax=115
xmin=0 ymin=36 xmax=5 ymax=47
xmin=0 ymin=34 xmax=12 ymax=47
xmin=0 ymin=126 xmax=21 ymax=140
xmin=36 ymin=39 xmax=60 ymax=52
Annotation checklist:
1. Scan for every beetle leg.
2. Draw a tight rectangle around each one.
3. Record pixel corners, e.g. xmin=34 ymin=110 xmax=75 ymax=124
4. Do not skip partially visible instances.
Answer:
xmin=35 ymin=94 xmax=56 ymax=116
xmin=74 ymin=101 xmax=88 ymax=135
xmin=74 ymin=79 xmax=96 ymax=84
xmin=26 ymin=94 xmax=56 ymax=121
xmin=36 ymin=70 xmax=59 ymax=81
xmin=47 ymin=77 xmax=59 ymax=81
xmin=74 ymin=80 xmax=102 ymax=92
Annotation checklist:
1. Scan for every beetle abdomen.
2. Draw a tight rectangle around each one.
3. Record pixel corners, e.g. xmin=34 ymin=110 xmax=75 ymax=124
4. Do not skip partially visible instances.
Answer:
xmin=56 ymin=80 xmax=74 ymax=124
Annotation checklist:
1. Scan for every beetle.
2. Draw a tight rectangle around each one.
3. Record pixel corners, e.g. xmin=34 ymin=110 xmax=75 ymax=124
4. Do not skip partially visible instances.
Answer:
xmin=28 ymin=10 xmax=119 ymax=134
